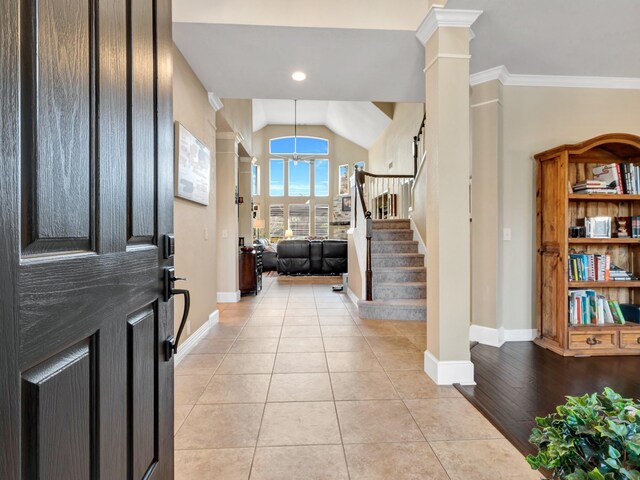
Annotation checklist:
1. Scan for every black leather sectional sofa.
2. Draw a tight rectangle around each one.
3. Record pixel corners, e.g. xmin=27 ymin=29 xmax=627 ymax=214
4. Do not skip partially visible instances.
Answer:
xmin=276 ymin=239 xmax=347 ymax=276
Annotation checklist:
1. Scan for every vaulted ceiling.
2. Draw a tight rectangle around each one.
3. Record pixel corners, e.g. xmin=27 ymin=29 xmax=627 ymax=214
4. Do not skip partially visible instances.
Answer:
xmin=252 ymin=100 xmax=392 ymax=149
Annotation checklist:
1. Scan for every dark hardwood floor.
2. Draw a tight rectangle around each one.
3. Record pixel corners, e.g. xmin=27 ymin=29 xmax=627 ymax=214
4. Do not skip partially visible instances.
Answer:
xmin=456 ymin=342 xmax=640 ymax=456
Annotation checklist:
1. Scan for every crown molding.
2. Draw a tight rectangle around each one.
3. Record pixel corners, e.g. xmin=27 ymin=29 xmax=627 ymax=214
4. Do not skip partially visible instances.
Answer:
xmin=470 ymin=65 xmax=640 ymax=90
xmin=208 ymin=92 xmax=224 ymax=112
xmin=469 ymin=65 xmax=510 ymax=86
xmin=416 ymin=7 xmax=483 ymax=46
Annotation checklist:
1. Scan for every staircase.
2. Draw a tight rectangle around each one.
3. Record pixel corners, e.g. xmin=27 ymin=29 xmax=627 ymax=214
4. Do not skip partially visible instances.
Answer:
xmin=357 ymin=219 xmax=426 ymax=321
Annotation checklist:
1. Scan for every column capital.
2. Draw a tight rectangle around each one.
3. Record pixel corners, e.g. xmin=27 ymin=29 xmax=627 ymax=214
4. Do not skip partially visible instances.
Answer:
xmin=416 ymin=7 xmax=482 ymax=46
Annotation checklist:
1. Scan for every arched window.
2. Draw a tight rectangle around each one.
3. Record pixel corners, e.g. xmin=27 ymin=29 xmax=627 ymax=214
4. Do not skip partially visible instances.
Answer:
xmin=269 ymin=136 xmax=329 ymax=155
xmin=268 ymin=137 xmax=330 ymax=197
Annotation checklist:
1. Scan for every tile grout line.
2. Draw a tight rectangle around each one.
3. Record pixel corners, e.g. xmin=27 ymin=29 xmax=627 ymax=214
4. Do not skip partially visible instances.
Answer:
xmin=177 ymin=278 xmax=468 ymax=479
xmin=320 ymin=314 xmax=352 ymax=480
xmin=358 ymin=320 xmax=455 ymax=479
xmin=246 ymin=288 xmax=286 ymax=479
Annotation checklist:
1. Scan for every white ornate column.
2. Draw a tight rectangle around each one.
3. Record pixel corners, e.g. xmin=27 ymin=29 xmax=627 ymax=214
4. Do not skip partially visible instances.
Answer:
xmin=416 ymin=7 xmax=482 ymax=384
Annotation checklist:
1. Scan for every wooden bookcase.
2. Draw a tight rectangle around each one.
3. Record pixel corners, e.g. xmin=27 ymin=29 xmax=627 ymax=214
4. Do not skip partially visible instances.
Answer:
xmin=535 ymin=133 xmax=640 ymax=356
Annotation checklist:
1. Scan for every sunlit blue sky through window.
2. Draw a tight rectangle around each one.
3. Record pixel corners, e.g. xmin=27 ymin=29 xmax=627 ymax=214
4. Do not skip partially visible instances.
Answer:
xmin=270 ymin=137 xmax=329 ymax=197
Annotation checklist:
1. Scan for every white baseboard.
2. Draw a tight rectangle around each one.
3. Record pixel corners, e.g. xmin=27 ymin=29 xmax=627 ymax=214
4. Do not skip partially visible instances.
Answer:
xmin=424 ymin=350 xmax=475 ymax=385
xmin=217 ymin=290 xmax=241 ymax=303
xmin=504 ymin=328 xmax=537 ymax=342
xmin=469 ymin=325 xmax=505 ymax=347
xmin=469 ymin=325 xmax=537 ymax=347
xmin=346 ymin=287 xmax=360 ymax=307
xmin=175 ymin=309 xmax=219 ymax=366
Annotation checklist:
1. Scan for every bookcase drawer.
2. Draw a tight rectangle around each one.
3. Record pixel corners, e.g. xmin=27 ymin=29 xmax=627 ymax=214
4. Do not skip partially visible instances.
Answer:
xmin=568 ymin=331 xmax=617 ymax=350
xmin=619 ymin=330 xmax=640 ymax=350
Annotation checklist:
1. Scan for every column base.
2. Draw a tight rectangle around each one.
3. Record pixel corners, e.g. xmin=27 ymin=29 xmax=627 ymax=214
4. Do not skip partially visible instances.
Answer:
xmin=424 ymin=350 xmax=475 ymax=385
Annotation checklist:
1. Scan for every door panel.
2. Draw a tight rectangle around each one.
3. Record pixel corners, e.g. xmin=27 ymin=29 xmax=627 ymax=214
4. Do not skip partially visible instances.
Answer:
xmin=128 ymin=307 xmax=157 ymax=480
xmin=22 ymin=339 xmax=94 ymax=480
xmin=0 ymin=0 xmax=174 ymax=478
xmin=129 ymin=0 xmax=156 ymax=244
xmin=21 ymin=0 xmax=94 ymax=255
xmin=539 ymin=158 xmax=565 ymax=346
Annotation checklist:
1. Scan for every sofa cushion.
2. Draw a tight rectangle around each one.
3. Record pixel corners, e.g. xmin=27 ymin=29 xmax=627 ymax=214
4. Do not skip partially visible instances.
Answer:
xmin=309 ymin=241 xmax=323 ymax=274
xmin=322 ymin=240 xmax=348 ymax=275
xmin=277 ymin=240 xmax=310 ymax=275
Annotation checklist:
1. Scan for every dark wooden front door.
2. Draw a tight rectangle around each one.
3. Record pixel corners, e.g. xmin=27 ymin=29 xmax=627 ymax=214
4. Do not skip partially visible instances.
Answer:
xmin=0 ymin=0 xmax=174 ymax=478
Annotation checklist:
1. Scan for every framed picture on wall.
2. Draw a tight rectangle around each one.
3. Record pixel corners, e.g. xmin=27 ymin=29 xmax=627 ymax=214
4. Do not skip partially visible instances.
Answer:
xmin=175 ymin=122 xmax=211 ymax=205
xmin=338 ymin=164 xmax=349 ymax=196
xmin=342 ymin=196 xmax=352 ymax=212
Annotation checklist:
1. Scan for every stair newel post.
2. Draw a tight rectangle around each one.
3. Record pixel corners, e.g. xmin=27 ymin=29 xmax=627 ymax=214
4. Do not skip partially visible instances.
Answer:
xmin=365 ymin=212 xmax=373 ymax=301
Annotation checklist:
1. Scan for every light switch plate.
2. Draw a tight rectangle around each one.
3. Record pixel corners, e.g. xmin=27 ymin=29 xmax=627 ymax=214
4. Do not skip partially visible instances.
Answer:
xmin=503 ymin=228 xmax=512 ymax=241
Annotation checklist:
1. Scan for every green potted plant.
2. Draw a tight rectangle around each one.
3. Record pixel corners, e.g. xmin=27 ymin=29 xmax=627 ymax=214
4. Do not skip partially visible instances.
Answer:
xmin=527 ymin=388 xmax=640 ymax=479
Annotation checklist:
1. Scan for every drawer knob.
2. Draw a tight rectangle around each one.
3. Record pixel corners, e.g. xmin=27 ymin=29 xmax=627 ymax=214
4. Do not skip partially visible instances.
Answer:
xmin=586 ymin=337 xmax=601 ymax=346
xmin=636 ymin=337 xmax=640 ymax=344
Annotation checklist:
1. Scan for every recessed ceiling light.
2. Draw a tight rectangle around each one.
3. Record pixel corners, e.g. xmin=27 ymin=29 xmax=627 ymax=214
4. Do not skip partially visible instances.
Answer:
xmin=292 ymin=71 xmax=306 ymax=82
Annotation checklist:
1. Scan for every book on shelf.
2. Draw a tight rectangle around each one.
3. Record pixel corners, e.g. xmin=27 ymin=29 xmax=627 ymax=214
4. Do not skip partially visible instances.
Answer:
xmin=572 ymin=163 xmax=640 ymax=195
xmin=571 ymin=179 xmax=617 ymax=194
xmin=592 ymin=164 xmax=622 ymax=193
xmin=567 ymin=254 xmax=638 ymax=282
xmin=568 ymin=290 xmax=626 ymax=326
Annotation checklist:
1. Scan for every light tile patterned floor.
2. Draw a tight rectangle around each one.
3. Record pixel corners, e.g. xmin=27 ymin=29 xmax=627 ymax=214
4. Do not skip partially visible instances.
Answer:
xmin=174 ymin=276 xmax=540 ymax=479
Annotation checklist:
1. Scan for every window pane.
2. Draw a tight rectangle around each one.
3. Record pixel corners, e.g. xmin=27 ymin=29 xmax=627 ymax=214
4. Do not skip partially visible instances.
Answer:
xmin=251 ymin=164 xmax=260 ymax=196
xmin=314 ymin=159 xmax=329 ymax=197
xmin=270 ymin=136 xmax=329 ymax=155
xmin=270 ymin=159 xmax=284 ymax=196
xmin=269 ymin=204 xmax=285 ymax=241
xmin=315 ymin=204 xmax=329 ymax=238
xmin=288 ymin=161 xmax=310 ymax=196
xmin=296 ymin=137 xmax=329 ymax=154
xmin=289 ymin=204 xmax=310 ymax=238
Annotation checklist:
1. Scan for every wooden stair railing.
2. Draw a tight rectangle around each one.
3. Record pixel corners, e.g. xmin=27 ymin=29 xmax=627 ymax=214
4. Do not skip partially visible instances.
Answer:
xmin=353 ymin=114 xmax=425 ymax=302
xmin=354 ymin=169 xmax=415 ymax=301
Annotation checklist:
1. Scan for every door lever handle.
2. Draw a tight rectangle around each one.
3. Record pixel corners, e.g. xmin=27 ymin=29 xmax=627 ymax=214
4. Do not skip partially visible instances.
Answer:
xmin=163 ymin=267 xmax=190 ymax=360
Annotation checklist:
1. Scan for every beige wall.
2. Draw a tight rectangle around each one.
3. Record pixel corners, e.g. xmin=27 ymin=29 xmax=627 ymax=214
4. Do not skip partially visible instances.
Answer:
xmin=367 ymin=102 xmax=426 ymax=242
xmin=252 ymin=125 xmax=367 ymax=239
xmin=470 ymin=81 xmax=502 ymax=330
xmin=172 ymin=46 xmax=218 ymax=339
xmin=368 ymin=103 xmax=424 ymax=175
xmin=472 ymin=85 xmax=640 ymax=332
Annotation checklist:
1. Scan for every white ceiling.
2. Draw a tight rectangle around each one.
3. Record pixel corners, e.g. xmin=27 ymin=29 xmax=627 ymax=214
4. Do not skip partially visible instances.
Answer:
xmin=447 ymin=0 xmax=640 ymax=77
xmin=252 ymin=99 xmax=392 ymax=150
xmin=172 ymin=23 xmax=425 ymax=102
